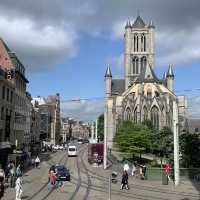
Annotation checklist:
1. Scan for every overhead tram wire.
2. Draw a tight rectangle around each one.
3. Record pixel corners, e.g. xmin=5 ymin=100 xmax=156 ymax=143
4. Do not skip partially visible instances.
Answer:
xmin=59 ymin=88 xmax=200 ymax=103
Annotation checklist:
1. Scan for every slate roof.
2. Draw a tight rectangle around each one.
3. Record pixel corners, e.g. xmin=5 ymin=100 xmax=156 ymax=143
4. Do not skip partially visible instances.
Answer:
xmin=132 ymin=15 xmax=146 ymax=28
xmin=111 ymin=79 xmax=125 ymax=95
xmin=135 ymin=63 xmax=162 ymax=84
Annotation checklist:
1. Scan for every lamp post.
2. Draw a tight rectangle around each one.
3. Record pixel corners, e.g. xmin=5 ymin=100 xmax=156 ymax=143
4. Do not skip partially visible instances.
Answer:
xmin=173 ymin=100 xmax=180 ymax=186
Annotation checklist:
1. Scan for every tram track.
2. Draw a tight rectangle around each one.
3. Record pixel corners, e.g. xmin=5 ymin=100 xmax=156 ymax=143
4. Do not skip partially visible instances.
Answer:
xmin=27 ymin=151 xmax=68 ymax=200
xmin=71 ymin=147 xmax=200 ymax=200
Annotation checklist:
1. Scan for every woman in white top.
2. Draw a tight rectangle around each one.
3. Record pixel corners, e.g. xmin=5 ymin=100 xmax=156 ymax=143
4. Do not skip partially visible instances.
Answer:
xmin=15 ymin=176 xmax=22 ymax=200
xmin=35 ymin=156 xmax=40 ymax=168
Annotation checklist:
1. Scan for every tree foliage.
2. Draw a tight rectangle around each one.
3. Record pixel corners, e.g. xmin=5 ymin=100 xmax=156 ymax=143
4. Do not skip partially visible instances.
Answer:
xmin=114 ymin=121 xmax=152 ymax=155
xmin=180 ymin=133 xmax=200 ymax=167
xmin=97 ymin=114 xmax=104 ymax=141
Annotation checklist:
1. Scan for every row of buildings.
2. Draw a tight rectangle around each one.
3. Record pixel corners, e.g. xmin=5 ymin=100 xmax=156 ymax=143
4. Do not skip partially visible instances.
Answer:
xmin=0 ymin=38 xmax=62 ymax=168
xmin=61 ymin=117 xmax=90 ymax=142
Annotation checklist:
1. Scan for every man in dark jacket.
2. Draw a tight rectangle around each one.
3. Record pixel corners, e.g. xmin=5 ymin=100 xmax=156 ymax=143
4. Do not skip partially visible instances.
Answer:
xmin=120 ymin=171 xmax=129 ymax=190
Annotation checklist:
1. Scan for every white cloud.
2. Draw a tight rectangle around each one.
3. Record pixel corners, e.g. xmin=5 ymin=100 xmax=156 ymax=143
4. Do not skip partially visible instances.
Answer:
xmin=61 ymin=99 xmax=104 ymax=122
xmin=111 ymin=20 xmax=126 ymax=40
xmin=0 ymin=15 xmax=78 ymax=71
xmin=188 ymin=96 xmax=200 ymax=119
xmin=156 ymin=27 xmax=200 ymax=67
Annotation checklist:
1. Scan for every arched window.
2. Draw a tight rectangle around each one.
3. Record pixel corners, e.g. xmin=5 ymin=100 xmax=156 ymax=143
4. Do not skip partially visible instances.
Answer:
xmin=143 ymin=106 xmax=148 ymax=122
xmin=134 ymin=107 xmax=137 ymax=123
xmin=134 ymin=35 xmax=136 ymax=52
xmin=125 ymin=107 xmax=131 ymax=121
xmin=136 ymin=35 xmax=139 ymax=52
xmin=141 ymin=34 xmax=143 ymax=52
xmin=141 ymin=33 xmax=146 ymax=52
xmin=144 ymin=34 xmax=146 ymax=52
xmin=132 ymin=57 xmax=139 ymax=74
xmin=151 ymin=106 xmax=159 ymax=130
xmin=141 ymin=56 xmax=147 ymax=71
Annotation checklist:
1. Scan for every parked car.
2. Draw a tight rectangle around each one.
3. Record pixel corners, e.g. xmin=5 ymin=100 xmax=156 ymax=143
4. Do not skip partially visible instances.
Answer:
xmin=55 ymin=165 xmax=70 ymax=181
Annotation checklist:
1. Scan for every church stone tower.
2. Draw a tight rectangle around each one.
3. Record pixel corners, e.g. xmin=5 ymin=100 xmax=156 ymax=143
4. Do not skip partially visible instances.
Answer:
xmin=124 ymin=16 xmax=155 ymax=89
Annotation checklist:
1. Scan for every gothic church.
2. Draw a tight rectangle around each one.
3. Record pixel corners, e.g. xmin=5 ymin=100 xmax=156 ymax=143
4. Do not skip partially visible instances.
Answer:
xmin=104 ymin=15 xmax=188 ymax=147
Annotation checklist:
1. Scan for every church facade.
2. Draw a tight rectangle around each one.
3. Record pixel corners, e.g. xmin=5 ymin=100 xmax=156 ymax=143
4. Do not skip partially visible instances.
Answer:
xmin=104 ymin=16 xmax=188 ymax=148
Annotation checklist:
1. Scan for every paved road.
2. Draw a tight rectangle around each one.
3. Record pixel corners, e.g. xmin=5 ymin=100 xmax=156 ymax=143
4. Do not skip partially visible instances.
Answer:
xmin=2 ymin=144 xmax=200 ymax=200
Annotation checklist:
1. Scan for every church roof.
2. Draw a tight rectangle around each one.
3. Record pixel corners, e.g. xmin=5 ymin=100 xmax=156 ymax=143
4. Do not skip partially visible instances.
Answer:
xmin=111 ymin=79 xmax=125 ymax=95
xmin=135 ymin=63 xmax=162 ymax=84
xmin=132 ymin=15 xmax=146 ymax=28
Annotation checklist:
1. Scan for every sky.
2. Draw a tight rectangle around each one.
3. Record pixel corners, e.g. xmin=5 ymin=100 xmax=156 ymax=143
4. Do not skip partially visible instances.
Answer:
xmin=0 ymin=0 xmax=200 ymax=121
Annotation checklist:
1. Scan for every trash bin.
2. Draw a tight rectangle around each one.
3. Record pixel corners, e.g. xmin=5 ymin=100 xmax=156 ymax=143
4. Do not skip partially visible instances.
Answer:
xmin=162 ymin=173 xmax=168 ymax=185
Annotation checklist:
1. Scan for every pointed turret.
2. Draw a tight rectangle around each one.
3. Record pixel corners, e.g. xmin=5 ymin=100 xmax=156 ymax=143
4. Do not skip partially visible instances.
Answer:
xmin=166 ymin=64 xmax=174 ymax=92
xmin=148 ymin=20 xmax=155 ymax=29
xmin=105 ymin=65 xmax=112 ymax=97
xmin=167 ymin=64 xmax=174 ymax=78
xmin=163 ymin=72 xmax=167 ymax=80
xmin=105 ymin=65 xmax=112 ymax=77
xmin=125 ymin=20 xmax=131 ymax=29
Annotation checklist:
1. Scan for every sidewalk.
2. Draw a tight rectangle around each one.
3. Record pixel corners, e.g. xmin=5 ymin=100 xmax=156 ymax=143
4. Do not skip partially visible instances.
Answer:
xmin=2 ymin=151 xmax=62 ymax=200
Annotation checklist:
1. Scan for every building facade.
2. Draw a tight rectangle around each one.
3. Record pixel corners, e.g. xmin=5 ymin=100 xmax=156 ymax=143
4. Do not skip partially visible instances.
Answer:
xmin=0 ymin=39 xmax=31 ymax=151
xmin=104 ymin=16 xmax=188 ymax=148
xmin=32 ymin=94 xmax=61 ymax=145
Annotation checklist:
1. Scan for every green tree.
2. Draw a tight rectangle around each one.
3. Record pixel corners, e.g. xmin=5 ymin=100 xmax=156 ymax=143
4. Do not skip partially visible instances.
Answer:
xmin=180 ymin=133 xmax=200 ymax=167
xmin=114 ymin=121 xmax=152 ymax=158
xmin=97 ymin=114 xmax=104 ymax=141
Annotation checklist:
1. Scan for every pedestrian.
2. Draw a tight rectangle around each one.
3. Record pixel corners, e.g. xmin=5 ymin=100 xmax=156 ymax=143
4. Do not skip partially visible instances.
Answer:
xmin=31 ymin=158 xmax=35 ymax=168
xmin=15 ymin=176 xmax=23 ymax=200
xmin=10 ymin=162 xmax=15 ymax=188
xmin=139 ymin=165 xmax=144 ymax=179
xmin=16 ymin=164 xmax=22 ymax=177
xmin=35 ymin=156 xmax=40 ymax=168
xmin=0 ymin=166 xmax=5 ymax=200
xmin=0 ymin=176 xmax=4 ymax=200
xmin=142 ymin=164 xmax=147 ymax=179
xmin=131 ymin=163 xmax=137 ymax=176
xmin=0 ymin=167 xmax=5 ymax=181
xmin=5 ymin=163 xmax=10 ymax=183
xmin=49 ymin=170 xmax=56 ymax=187
xmin=120 ymin=171 xmax=129 ymax=190
xmin=123 ymin=161 xmax=130 ymax=174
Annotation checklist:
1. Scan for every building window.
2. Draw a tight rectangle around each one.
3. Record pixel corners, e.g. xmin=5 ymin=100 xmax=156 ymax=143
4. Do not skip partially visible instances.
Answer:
xmin=2 ymin=86 xmax=5 ymax=99
xmin=1 ymin=107 xmax=4 ymax=120
xmin=10 ymin=91 xmax=13 ymax=103
xmin=151 ymin=106 xmax=159 ymax=130
xmin=125 ymin=107 xmax=131 ymax=121
xmin=7 ymin=88 xmax=9 ymax=101
xmin=143 ymin=106 xmax=148 ymax=122
xmin=132 ymin=57 xmax=139 ymax=74
xmin=141 ymin=34 xmax=146 ymax=52
xmin=141 ymin=56 xmax=147 ymax=72
xmin=134 ymin=35 xmax=136 ymax=52
xmin=134 ymin=107 xmax=137 ymax=123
